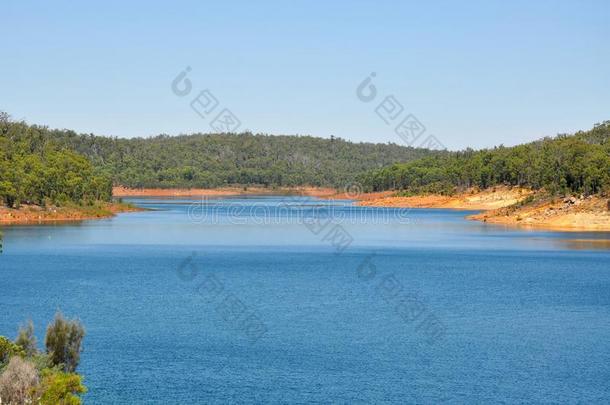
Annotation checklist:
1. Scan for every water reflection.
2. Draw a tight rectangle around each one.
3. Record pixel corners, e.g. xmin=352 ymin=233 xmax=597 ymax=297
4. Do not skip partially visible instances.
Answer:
xmin=555 ymin=238 xmax=610 ymax=250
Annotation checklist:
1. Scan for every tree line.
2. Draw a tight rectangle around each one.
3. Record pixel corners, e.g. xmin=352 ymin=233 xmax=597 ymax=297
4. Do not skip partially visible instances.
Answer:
xmin=3 ymin=111 xmax=608 ymax=202
xmin=0 ymin=113 xmax=112 ymax=208
xmin=45 ymin=129 xmax=438 ymax=189
xmin=358 ymin=121 xmax=610 ymax=196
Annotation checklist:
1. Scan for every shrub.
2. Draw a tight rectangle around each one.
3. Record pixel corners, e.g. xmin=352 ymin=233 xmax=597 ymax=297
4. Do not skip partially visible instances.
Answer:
xmin=0 ymin=356 xmax=39 ymax=405
xmin=37 ymin=370 xmax=87 ymax=405
xmin=15 ymin=320 xmax=38 ymax=357
xmin=0 ymin=336 xmax=24 ymax=368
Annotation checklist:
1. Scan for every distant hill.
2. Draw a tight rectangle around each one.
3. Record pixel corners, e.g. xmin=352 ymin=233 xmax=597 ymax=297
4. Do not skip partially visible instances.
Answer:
xmin=46 ymin=130 xmax=439 ymax=189
xmin=8 ymin=113 xmax=607 ymax=204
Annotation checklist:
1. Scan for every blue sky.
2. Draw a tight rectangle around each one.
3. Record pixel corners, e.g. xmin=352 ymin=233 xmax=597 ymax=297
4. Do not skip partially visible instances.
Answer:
xmin=1 ymin=0 xmax=608 ymax=149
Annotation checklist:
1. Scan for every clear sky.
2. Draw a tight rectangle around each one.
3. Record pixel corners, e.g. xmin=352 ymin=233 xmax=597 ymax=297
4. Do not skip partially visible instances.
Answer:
xmin=1 ymin=0 xmax=608 ymax=150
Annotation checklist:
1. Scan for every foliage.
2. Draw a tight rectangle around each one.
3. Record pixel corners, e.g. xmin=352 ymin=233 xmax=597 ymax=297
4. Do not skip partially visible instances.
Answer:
xmin=0 ymin=356 xmax=39 ymax=405
xmin=0 ymin=316 xmax=87 ymax=405
xmin=15 ymin=320 xmax=38 ymax=357
xmin=1 ymin=112 xmax=439 ymax=193
xmin=45 ymin=128 xmax=439 ymax=189
xmin=45 ymin=312 xmax=85 ymax=373
xmin=0 ymin=336 xmax=25 ymax=368
xmin=4 ymin=111 xmax=608 ymax=200
xmin=0 ymin=114 xmax=112 ymax=208
xmin=359 ymin=121 xmax=610 ymax=196
xmin=37 ymin=369 xmax=87 ymax=405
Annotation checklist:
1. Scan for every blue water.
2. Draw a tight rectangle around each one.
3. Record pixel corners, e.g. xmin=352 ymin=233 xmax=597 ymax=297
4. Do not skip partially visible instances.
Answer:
xmin=1 ymin=197 xmax=610 ymax=403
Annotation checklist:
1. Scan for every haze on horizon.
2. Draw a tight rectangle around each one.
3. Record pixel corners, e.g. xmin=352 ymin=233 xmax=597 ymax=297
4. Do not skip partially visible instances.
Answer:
xmin=1 ymin=0 xmax=608 ymax=150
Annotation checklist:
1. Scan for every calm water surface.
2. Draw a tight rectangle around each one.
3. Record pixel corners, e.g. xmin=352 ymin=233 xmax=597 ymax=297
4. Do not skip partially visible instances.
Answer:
xmin=1 ymin=197 xmax=610 ymax=404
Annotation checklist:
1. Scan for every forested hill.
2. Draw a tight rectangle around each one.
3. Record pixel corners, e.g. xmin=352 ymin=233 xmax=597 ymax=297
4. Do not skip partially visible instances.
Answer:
xmin=359 ymin=121 xmax=610 ymax=196
xmin=0 ymin=113 xmax=112 ymax=208
xmin=46 ymin=130 xmax=438 ymax=188
xmin=7 ymin=113 xmax=607 ymax=200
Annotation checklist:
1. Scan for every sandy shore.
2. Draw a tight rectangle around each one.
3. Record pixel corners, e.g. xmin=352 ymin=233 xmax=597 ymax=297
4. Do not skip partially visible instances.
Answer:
xmin=469 ymin=195 xmax=610 ymax=231
xmin=85 ymin=186 xmax=610 ymax=232
xmin=357 ymin=187 xmax=533 ymax=210
xmin=0 ymin=202 xmax=142 ymax=226
xmin=112 ymin=185 xmax=342 ymax=198
xmin=113 ymin=186 xmax=397 ymax=200
xmin=355 ymin=186 xmax=610 ymax=231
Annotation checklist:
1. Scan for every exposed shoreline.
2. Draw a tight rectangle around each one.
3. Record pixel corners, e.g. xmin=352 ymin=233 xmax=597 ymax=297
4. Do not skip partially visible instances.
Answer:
xmin=112 ymin=185 xmax=342 ymax=198
xmin=0 ymin=202 xmax=143 ymax=226
xmin=4 ymin=186 xmax=609 ymax=232
xmin=115 ymin=185 xmax=610 ymax=231
xmin=112 ymin=185 xmax=397 ymax=201
xmin=355 ymin=186 xmax=610 ymax=232
xmin=356 ymin=187 xmax=534 ymax=211
xmin=468 ymin=194 xmax=610 ymax=232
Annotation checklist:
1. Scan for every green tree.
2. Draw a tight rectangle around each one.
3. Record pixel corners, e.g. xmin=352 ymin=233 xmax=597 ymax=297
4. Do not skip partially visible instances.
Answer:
xmin=44 ymin=313 xmax=85 ymax=373
xmin=15 ymin=320 xmax=38 ymax=357
xmin=0 ymin=113 xmax=113 ymax=208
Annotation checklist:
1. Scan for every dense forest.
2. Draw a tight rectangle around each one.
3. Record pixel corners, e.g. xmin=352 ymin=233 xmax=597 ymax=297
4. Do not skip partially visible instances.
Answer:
xmin=0 ymin=113 xmax=112 ymax=208
xmin=47 ymin=130 xmax=437 ymax=189
xmin=359 ymin=121 xmax=610 ymax=196
xmin=3 ymin=111 xmax=610 ymax=206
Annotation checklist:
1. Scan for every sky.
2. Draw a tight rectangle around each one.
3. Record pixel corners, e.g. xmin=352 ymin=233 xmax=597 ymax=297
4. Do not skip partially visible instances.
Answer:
xmin=1 ymin=0 xmax=609 ymax=150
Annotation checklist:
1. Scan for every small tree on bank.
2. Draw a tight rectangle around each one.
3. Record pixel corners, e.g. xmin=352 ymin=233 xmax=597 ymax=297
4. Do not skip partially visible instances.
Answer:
xmin=45 ymin=312 xmax=85 ymax=373
xmin=15 ymin=320 xmax=37 ymax=357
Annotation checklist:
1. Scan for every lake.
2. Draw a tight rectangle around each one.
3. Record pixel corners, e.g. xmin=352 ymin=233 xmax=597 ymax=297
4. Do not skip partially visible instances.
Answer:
xmin=1 ymin=196 xmax=610 ymax=403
